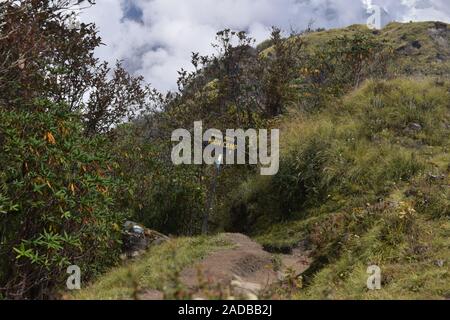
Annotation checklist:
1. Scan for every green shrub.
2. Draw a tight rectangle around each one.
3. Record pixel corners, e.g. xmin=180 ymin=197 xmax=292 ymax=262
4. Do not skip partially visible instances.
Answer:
xmin=294 ymin=30 xmax=392 ymax=111
xmin=0 ymin=100 xmax=125 ymax=298
xmin=111 ymin=125 xmax=206 ymax=235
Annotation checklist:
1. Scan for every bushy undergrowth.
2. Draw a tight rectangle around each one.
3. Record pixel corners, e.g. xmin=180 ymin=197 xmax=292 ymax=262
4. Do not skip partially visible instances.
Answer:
xmin=0 ymin=101 xmax=125 ymax=298
xmin=111 ymin=125 xmax=206 ymax=236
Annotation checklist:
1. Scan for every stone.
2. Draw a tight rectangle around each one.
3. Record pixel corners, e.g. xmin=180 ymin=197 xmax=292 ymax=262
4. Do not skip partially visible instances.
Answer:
xmin=411 ymin=40 xmax=422 ymax=49
xmin=435 ymin=259 xmax=445 ymax=268
xmin=230 ymin=275 xmax=261 ymax=299
xmin=434 ymin=22 xmax=447 ymax=30
xmin=427 ymin=173 xmax=445 ymax=181
xmin=407 ymin=122 xmax=422 ymax=131
xmin=122 ymin=221 xmax=168 ymax=258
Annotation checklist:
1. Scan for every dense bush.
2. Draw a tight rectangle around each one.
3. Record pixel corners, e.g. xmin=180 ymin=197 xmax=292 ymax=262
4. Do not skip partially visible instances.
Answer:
xmin=0 ymin=100 xmax=125 ymax=298
xmin=293 ymin=30 xmax=392 ymax=111
xmin=111 ymin=125 xmax=206 ymax=235
xmin=0 ymin=0 xmax=162 ymax=298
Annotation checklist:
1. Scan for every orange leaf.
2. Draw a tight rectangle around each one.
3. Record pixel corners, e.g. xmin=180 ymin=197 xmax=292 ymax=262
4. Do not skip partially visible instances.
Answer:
xmin=69 ymin=183 xmax=75 ymax=195
xmin=45 ymin=132 xmax=56 ymax=145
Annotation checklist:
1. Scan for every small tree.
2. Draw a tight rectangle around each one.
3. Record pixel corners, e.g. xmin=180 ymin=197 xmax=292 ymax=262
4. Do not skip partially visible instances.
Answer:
xmin=0 ymin=0 xmax=150 ymax=135
xmin=296 ymin=31 xmax=392 ymax=110
xmin=261 ymin=27 xmax=303 ymax=117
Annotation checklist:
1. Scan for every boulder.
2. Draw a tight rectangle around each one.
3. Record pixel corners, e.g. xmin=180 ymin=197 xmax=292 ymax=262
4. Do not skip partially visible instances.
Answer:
xmin=121 ymin=221 xmax=169 ymax=259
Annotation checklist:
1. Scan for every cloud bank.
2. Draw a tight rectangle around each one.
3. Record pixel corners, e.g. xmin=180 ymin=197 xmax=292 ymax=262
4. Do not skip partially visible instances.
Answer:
xmin=80 ymin=0 xmax=450 ymax=91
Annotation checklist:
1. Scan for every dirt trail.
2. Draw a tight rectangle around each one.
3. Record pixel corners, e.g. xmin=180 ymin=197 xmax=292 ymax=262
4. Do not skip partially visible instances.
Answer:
xmin=179 ymin=233 xmax=311 ymax=297
xmin=140 ymin=233 xmax=311 ymax=299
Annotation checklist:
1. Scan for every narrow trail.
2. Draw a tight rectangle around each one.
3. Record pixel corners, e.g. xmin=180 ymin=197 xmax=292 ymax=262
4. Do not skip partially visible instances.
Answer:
xmin=142 ymin=233 xmax=311 ymax=299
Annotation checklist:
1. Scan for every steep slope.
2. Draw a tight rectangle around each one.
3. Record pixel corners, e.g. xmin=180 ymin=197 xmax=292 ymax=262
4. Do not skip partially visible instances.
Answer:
xmin=228 ymin=78 xmax=450 ymax=299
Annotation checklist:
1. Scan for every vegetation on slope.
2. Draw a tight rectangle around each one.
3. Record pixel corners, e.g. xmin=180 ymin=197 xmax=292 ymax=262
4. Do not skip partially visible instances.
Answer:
xmin=0 ymin=0 xmax=152 ymax=298
xmin=1 ymin=0 xmax=449 ymax=300
xmin=263 ymin=21 xmax=450 ymax=77
xmin=227 ymin=78 xmax=450 ymax=299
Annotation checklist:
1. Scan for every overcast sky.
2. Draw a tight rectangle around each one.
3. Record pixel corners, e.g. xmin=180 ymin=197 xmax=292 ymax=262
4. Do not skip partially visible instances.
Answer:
xmin=79 ymin=0 xmax=450 ymax=92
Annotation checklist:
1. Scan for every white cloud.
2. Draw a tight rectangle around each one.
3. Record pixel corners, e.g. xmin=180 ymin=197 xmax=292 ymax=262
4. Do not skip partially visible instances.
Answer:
xmin=80 ymin=0 xmax=450 ymax=91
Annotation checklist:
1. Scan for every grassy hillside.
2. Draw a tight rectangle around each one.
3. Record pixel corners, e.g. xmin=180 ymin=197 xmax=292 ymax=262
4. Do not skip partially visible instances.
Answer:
xmin=75 ymin=22 xmax=450 ymax=300
xmin=262 ymin=21 xmax=450 ymax=77
xmin=234 ymin=78 xmax=450 ymax=299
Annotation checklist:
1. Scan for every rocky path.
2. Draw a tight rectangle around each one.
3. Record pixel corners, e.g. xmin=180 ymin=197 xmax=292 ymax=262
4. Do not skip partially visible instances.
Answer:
xmin=141 ymin=233 xmax=310 ymax=300
xmin=142 ymin=233 xmax=311 ymax=299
